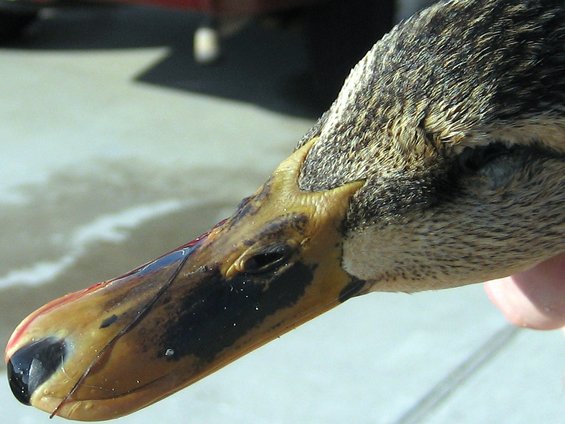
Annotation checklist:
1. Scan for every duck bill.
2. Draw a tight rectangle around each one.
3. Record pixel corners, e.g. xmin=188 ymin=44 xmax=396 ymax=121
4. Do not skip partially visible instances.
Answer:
xmin=5 ymin=139 xmax=365 ymax=421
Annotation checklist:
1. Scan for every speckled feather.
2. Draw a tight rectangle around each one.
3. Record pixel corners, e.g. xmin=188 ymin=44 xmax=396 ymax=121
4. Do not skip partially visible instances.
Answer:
xmin=296 ymin=0 xmax=564 ymax=291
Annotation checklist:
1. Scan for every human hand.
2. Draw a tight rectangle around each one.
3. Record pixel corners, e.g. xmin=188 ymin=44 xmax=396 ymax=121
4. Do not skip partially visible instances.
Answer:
xmin=484 ymin=252 xmax=565 ymax=330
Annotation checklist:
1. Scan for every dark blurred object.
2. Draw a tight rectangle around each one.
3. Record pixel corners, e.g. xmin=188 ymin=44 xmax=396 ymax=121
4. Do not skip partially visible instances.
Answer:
xmin=304 ymin=0 xmax=395 ymax=104
xmin=0 ymin=1 xmax=38 ymax=41
xmin=0 ymin=0 xmax=324 ymax=41
xmin=0 ymin=0 xmax=396 ymax=107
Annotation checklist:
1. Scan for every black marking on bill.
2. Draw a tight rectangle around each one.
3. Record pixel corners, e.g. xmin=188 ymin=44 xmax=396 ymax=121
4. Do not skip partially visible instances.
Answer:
xmin=99 ymin=314 xmax=118 ymax=329
xmin=338 ymin=277 xmax=366 ymax=303
xmin=159 ymin=261 xmax=315 ymax=363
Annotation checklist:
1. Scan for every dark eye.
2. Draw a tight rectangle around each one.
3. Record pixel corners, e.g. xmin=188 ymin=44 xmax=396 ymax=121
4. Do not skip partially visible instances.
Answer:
xmin=458 ymin=142 xmax=511 ymax=172
xmin=242 ymin=245 xmax=291 ymax=274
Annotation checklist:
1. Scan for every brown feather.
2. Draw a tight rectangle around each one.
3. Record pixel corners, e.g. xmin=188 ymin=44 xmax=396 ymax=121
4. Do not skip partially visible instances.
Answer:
xmin=297 ymin=0 xmax=564 ymax=290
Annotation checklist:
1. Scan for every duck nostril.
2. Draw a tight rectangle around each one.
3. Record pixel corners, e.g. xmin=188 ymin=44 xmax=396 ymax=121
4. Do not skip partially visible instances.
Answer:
xmin=7 ymin=337 xmax=67 ymax=405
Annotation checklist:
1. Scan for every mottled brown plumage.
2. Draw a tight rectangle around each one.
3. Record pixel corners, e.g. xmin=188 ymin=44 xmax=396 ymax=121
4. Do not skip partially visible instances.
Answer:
xmin=298 ymin=0 xmax=564 ymax=292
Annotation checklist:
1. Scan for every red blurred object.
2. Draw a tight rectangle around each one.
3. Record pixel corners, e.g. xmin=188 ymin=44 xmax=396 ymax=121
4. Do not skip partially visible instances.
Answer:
xmin=119 ymin=0 xmax=324 ymax=15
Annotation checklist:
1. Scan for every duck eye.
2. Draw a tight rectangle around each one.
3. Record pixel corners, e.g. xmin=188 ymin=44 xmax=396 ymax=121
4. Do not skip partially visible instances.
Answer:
xmin=242 ymin=245 xmax=291 ymax=274
xmin=458 ymin=142 xmax=511 ymax=172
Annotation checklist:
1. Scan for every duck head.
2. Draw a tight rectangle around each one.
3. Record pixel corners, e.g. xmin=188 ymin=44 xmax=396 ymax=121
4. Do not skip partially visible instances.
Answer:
xmin=5 ymin=0 xmax=564 ymax=420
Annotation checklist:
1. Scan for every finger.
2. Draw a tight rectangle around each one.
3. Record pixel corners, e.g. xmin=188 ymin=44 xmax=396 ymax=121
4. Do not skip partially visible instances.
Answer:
xmin=484 ymin=253 xmax=565 ymax=330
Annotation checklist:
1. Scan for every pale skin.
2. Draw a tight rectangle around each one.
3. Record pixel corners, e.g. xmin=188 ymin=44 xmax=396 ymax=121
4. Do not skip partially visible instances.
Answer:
xmin=484 ymin=252 xmax=565 ymax=330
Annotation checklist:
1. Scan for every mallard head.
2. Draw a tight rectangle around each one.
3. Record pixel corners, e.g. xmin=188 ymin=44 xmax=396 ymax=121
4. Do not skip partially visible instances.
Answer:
xmin=5 ymin=0 xmax=564 ymax=420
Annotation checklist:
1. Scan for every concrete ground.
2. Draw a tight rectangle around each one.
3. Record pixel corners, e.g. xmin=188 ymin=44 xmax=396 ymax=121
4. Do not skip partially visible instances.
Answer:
xmin=1 ymin=6 xmax=564 ymax=424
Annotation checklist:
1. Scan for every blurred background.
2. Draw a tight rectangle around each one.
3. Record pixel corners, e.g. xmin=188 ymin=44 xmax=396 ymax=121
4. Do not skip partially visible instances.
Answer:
xmin=0 ymin=1 xmax=563 ymax=423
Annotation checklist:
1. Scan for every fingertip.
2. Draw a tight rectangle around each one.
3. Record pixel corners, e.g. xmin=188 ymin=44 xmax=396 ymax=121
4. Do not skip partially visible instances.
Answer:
xmin=484 ymin=277 xmax=565 ymax=331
